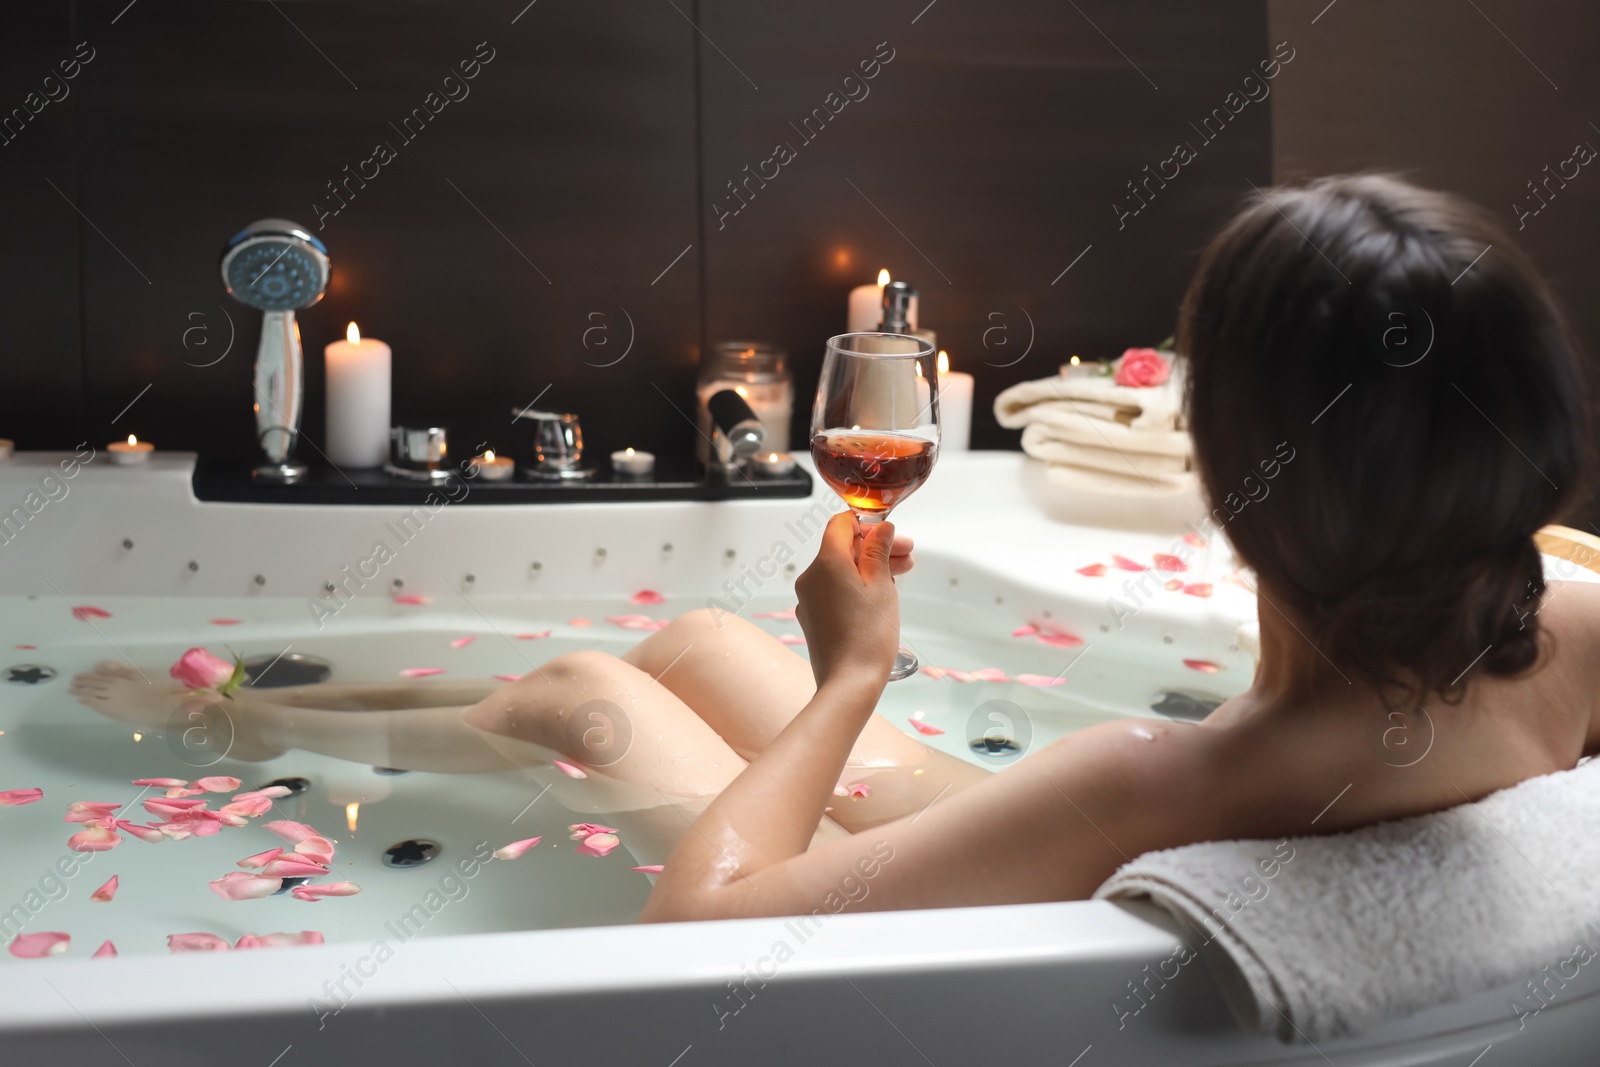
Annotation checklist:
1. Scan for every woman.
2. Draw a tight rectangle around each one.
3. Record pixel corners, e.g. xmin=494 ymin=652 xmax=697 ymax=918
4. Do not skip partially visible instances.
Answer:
xmin=74 ymin=175 xmax=1600 ymax=920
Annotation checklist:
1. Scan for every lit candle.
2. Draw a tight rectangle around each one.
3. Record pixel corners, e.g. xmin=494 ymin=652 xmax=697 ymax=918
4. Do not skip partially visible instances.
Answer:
xmin=611 ymin=447 xmax=655 ymax=476
xmin=751 ymin=451 xmax=796 ymax=476
xmin=324 ymin=322 xmax=392 ymax=469
xmin=934 ymin=350 xmax=973 ymax=451
xmin=847 ymin=268 xmax=919 ymax=332
xmin=107 ymin=434 xmax=154 ymax=465
xmin=470 ymin=449 xmax=514 ymax=481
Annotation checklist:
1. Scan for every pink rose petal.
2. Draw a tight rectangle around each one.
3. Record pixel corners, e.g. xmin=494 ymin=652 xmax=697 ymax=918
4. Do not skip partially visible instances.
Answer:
xmin=569 ymin=822 xmax=619 ymax=838
xmin=1182 ymin=531 xmax=1208 ymax=548
xmin=575 ymin=832 xmax=620 ymax=857
xmin=1016 ymin=674 xmax=1067 ymax=687
xmin=516 ymin=630 xmax=552 ymax=640
xmin=66 ymin=801 xmax=122 ymax=822
xmin=753 ymin=607 xmax=798 ymax=620
xmin=1011 ymin=624 xmax=1040 ymax=638
xmin=261 ymin=856 xmax=330 ymax=879
xmin=71 ymin=605 xmax=111 ymax=621
xmin=9 ymin=932 xmax=70 ymax=958
xmin=1153 ymin=553 xmax=1188 ymax=573
xmin=237 ymin=931 xmax=325 ymax=948
xmin=392 ymin=594 xmax=431 ymax=605
xmin=631 ymin=865 xmax=665 ymax=874
xmin=293 ymin=837 xmax=336 ymax=865
xmin=450 ymin=635 xmax=477 ymax=649
xmin=238 ymin=848 xmax=286 ymax=869
xmin=400 ymin=667 xmax=446 ymax=678
xmin=1111 ymin=554 xmax=1147 ymax=572
xmin=568 ymin=617 xmax=592 ymax=627
xmin=290 ymin=882 xmax=361 ymax=901
xmin=1076 ymin=563 xmax=1108 ymax=577
xmin=631 ymin=589 xmax=666 ymax=605
xmin=168 ymin=932 xmax=231 ymax=953
xmin=970 ymin=667 xmax=1009 ymax=683
xmin=847 ymin=783 xmax=871 ymax=798
xmin=263 ymin=819 xmax=324 ymax=845
xmin=1183 ymin=659 xmax=1224 ymax=674
xmin=493 ymin=673 xmax=522 ymax=683
xmin=776 ymin=634 xmax=807 ymax=646
xmin=114 ymin=820 xmax=167 ymax=843
xmin=493 ymin=836 xmax=543 ymax=860
xmin=16 ymin=644 xmax=37 ymax=650
xmin=132 ymin=777 xmax=189 ymax=789
xmin=209 ymin=618 xmax=243 ymax=626
xmin=943 ymin=668 xmax=975 ymax=684
xmin=907 ymin=717 xmax=944 ymax=736
xmin=210 ymin=872 xmax=284 ymax=900
xmin=69 ymin=825 xmax=122 ymax=852
xmin=918 ymin=665 xmax=948 ymax=681
xmin=0 ymin=787 xmax=43 ymax=806
xmin=1164 ymin=578 xmax=1184 ymax=591
xmin=1036 ymin=630 xmax=1085 ymax=649
xmin=190 ymin=776 xmax=241 ymax=793
xmin=90 ymin=875 xmax=120 ymax=902
xmin=93 ymin=940 xmax=117 ymax=959
xmin=1182 ymin=583 xmax=1214 ymax=598
xmin=552 ymin=759 xmax=588 ymax=779
xmin=606 ymin=614 xmax=666 ymax=631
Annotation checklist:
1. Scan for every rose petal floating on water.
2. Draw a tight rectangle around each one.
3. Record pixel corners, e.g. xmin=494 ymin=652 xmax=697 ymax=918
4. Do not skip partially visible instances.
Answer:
xmin=1164 ymin=579 xmax=1183 ymax=591
xmin=576 ymin=832 xmax=620 ymax=857
xmin=943 ymin=668 xmax=975 ymax=684
xmin=237 ymin=931 xmax=325 ymax=949
xmin=569 ymin=823 xmax=619 ymax=838
xmin=1183 ymin=659 xmax=1223 ymax=674
xmin=516 ymin=631 xmax=552 ymax=640
xmin=969 ymin=667 xmax=1009 ymax=683
xmin=1075 ymin=563 xmax=1108 ymax=577
xmin=552 ymin=760 xmax=588 ymax=779
xmin=294 ymin=837 xmax=336 ymax=865
xmin=290 ymin=882 xmax=361 ymax=902
xmin=90 ymin=875 xmax=119 ymax=902
xmin=210 ymin=872 xmax=284 ymax=900
xmin=847 ymin=783 xmax=871 ymax=798
xmin=71 ymin=606 xmax=111 ymax=621
xmin=1111 ymin=555 xmax=1147 ymax=572
xmin=569 ymin=617 xmax=592 ymax=628
xmin=263 ymin=820 xmax=324 ymax=845
xmin=132 ymin=777 xmax=188 ymax=790
xmin=1182 ymin=531 xmax=1208 ymax=548
xmin=777 ymin=634 xmax=807 ymax=646
xmin=9 ymin=932 xmax=70 ymax=958
xmin=631 ymin=865 xmax=665 ymax=874
xmin=493 ymin=836 xmax=543 ymax=860
xmin=238 ymin=847 xmax=285 ymax=869
xmin=190 ymin=776 xmax=241 ymax=794
xmin=1153 ymin=553 xmax=1188 ymax=573
xmin=492 ymin=673 xmax=522 ymax=683
xmin=400 ymin=667 xmax=446 ymax=678
xmin=66 ymin=801 xmax=122 ymax=823
xmin=918 ymin=665 xmax=948 ymax=681
xmin=209 ymin=618 xmax=242 ymax=626
xmin=1011 ymin=624 xmax=1039 ymax=638
xmin=450 ymin=635 xmax=477 ymax=649
xmin=69 ymin=825 xmax=122 ymax=852
xmin=115 ymin=820 xmax=167 ymax=844
xmin=753 ymin=607 xmax=798 ymax=620
xmin=93 ymin=940 xmax=117 ymax=959
xmin=0 ymin=787 xmax=43 ymax=806
xmin=168 ymin=932 xmax=232 ymax=953
xmin=392 ymin=594 xmax=431 ymax=605
xmin=631 ymin=590 xmax=666 ymax=605
xmin=907 ymin=717 xmax=945 ymax=736
xmin=605 ymin=614 xmax=668 ymax=632
xmin=1016 ymin=674 xmax=1068 ymax=687
xmin=1182 ymin=583 xmax=1214 ymax=598
xmin=1036 ymin=631 xmax=1085 ymax=649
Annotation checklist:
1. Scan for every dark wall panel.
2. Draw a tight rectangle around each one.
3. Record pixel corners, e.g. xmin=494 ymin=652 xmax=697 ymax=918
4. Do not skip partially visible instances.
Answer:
xmin=697 ymin=0 xmax=1273 ymax=450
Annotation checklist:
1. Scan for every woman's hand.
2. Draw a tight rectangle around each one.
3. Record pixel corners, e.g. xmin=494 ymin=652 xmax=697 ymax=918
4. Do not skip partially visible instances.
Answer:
xmin=795 ymin=512 xmax=903 ymax=689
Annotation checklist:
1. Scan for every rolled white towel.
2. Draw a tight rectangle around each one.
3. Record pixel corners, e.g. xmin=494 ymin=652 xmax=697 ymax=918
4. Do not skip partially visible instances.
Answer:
xmin=1020 ymin=424 xmax=1191 ymax=478
xmin=995 ymin=358 xmax=1187 ymax=434
xmin=1094 ymin=757 xmax=1600 ymax=1041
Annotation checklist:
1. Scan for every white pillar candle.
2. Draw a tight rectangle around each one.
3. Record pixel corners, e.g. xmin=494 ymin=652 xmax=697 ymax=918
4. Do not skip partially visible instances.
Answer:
xmin=932 ymin=350 xmax=974 ymax=451
xmin=845 ymin=269 xmax=918 ymax=333
xmin=324 ymin=322 xmax=392 ymax=469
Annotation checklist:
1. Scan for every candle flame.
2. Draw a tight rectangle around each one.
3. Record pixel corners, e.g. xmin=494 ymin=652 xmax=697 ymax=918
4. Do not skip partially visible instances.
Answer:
xmin=132 ymin=732 xmax=142 ymax=742
xmin=938 ymin=350 xmax=949 ymax=374
xmin=1070 ymin=355 xmax=1080 ymax=366
xmin=768 ymin=453 xmax=779 ymax=462
xmin=127 ymin=435 xmax=137 ymax=446
xmin=915 ymin=363 xmax=924 ymax=378
xmin=482 ymin=450 xmax=495 ymax=463
xmin=346 ymin=802 xmax=360 ymax=833
xmin=624 ymin=447 xmax=635 ymax=457
xmin=347 ymin=322 xmax=361 ymax=344
xmin=876 ymin=268 xmax=890 ymax=287
xmin=734 ymin=385 xmax=749 ymax=399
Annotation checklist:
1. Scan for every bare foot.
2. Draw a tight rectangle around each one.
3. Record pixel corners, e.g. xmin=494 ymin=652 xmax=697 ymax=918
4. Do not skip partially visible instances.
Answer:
xmin=70 ymin=661 xmax=287 ymax=762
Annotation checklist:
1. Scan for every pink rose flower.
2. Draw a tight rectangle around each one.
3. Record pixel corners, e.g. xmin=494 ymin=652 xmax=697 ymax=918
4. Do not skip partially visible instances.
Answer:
xmin=1113 ymin=348 xmax=1171 ymax=388
xmin=170 ymin=647 xmax=235 ymax=691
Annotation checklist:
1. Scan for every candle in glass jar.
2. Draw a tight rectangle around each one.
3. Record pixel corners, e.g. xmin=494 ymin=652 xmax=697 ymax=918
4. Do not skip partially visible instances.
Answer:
xmin=108 ymin=434 xmax=154 ymax=465
xmin=324 ymin=322 xmax=392 ymax=468
xmin=470 ymin=449 xmax=514 ymax=481
xmin=611 ymin=447 xmax=655 ymax=476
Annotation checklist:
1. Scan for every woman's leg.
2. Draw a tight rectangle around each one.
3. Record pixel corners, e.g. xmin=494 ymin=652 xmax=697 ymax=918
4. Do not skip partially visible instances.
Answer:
xmin=621 ymin=609 xmax=991 ymax=831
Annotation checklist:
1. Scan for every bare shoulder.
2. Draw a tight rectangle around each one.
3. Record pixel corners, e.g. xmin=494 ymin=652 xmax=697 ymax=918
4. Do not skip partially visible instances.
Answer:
xmin=1542 ymin=580 xmax=1600 ymax=753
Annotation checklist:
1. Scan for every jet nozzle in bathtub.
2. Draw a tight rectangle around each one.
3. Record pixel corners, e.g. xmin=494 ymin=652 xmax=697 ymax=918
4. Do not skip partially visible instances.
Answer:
xmin=220 ymin=219 xmax=331 ymax=483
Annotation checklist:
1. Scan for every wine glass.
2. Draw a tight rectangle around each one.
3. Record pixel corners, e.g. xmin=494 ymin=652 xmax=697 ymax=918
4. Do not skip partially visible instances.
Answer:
xmin=809 ymin=332 xmax=941 ymax=681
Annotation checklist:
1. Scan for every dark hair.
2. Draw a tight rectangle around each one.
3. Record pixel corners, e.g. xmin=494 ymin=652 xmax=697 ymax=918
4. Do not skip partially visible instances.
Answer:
xmin=1179 ymin=174 xmax=1589 ymax=703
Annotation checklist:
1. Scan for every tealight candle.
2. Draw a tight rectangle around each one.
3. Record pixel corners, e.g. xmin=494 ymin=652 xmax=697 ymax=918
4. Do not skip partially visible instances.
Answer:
xmin=470 ymin=449 xmax=514 ymax=481
xmin=751 ymin=451 xmax=796 ymax=477
xmin=108 ymin=435 xmax=154 ymax=466
xmin=611 ymin=448 xmax=655 ymax=476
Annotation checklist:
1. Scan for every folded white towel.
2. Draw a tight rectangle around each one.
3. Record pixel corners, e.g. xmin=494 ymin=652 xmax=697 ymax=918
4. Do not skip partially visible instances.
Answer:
xmin=1020 ymin=424 xmax=1191 ymax=479
xmin=994 ymin=359 xmax=1187 ymax=434
xmin=1094 ymin=757 xmax=1600 ymax=1042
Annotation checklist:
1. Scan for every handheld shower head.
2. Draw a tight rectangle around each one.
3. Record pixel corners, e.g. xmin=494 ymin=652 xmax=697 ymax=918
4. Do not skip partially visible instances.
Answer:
xmin=220 ymin=220 xmax=331 ymax=481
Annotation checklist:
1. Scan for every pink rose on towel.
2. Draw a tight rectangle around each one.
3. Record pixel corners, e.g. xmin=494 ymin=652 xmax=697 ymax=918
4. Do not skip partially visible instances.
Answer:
xmin=170 ymin=647 xmax=244 ymax=696
xmin=1113 ymin=348 xmax=1171 ymax=388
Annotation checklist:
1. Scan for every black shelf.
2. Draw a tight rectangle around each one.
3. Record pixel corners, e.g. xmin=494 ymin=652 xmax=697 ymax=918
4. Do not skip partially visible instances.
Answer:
xmin=191 ymin=457 xmax=811 ymax=505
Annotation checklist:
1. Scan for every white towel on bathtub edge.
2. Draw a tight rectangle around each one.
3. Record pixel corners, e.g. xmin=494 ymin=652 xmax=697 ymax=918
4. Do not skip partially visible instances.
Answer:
xmin=1092 ymin=756 xmax=1600 ymax=1043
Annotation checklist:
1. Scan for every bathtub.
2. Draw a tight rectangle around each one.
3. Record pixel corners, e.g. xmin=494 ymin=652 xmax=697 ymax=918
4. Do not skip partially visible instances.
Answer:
xmin=0 ymin=449 xmax=1595 ymax=1066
